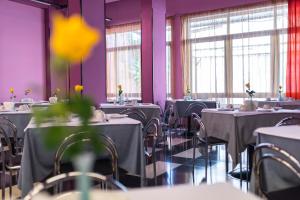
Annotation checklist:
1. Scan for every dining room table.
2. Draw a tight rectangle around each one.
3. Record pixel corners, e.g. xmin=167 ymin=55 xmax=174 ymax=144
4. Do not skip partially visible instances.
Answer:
xmin=31 ymin=183 xmax=261 ymax=200
xmin=18 ymin=115 xmax=145 ymax=197
xmin=251 ymin=125 xmax=300 ymax=192
xmin=201 ymin=108 xmax=300 ymax=169
xmin=255 ymin=100 xmax=300 ymax=109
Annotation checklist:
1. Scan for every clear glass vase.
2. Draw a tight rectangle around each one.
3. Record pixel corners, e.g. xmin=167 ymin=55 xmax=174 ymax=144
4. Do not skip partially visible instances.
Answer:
xmin=73 ymin=152 xmax=95 ymax=200
xmin=118 ymin=94 xmax=124 ymax=105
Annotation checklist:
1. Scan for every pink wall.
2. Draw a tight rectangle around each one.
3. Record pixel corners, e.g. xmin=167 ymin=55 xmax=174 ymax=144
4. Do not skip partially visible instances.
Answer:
xmin=82 ymin=0 xmax=107 ymax=104
xmin=0 ymin=0 xmax=46 ymax=102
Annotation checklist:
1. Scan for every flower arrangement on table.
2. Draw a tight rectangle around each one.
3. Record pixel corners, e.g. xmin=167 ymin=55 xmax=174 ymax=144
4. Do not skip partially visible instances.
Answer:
xmin=278 ymin=85 xmax=284 ymax=101
xmin=33 ymin=13 xmax=101 ymax=158
xmin=117 ymin=84 xmax=124 ymax=104
xmin=117 ymin=84 xmax=123 ymax=96
xmin=245 ymin=82 xmax=255 ymax=99
xmin=24 ymin=89 xmax=31 ymax=96
xmin=53 ymin=88 xmax=61 ymax=97
xmin=184 ymin=87 xmax=192 ymax=100
xmin=9 ymin=87 xmax=16 ymax=101
xmin=244 ymin=82 xmax=256 ymax=111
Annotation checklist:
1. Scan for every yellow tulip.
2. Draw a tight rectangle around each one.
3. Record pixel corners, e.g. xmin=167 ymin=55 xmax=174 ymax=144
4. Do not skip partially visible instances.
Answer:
xmin=74 ymin=84 xmax=84 ymax=92
xmin=245 ymin=83 xmax=250 ymax=89
xmin=50 ymin=13 xmax=100 ymax=64
xmin=9 ymin=87 xmax=14 ymax=94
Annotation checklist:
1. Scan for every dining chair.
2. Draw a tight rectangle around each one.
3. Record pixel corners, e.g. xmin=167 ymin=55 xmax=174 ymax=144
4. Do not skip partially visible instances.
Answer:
xmin=191 ymin=113 xmax=229 ymax=182
xmin=143 ymin=117 xmax=165 ymax=185
xmin=54 ymin=132 xmax=119 ymax=180
xmin=23 ymin=171 xmax=127 ymax=200
xmin=0 ymin=117 xmax=23 ymax=153
xmin=120 ymin=108 xmax=147 ymax=126
xmin=0 ymin=119 xmax=22 ymax=199
xmin=275 ymin=116 xmax=300 ymax=126
xmin=253 ymin=143 xmax=300 ymax=200
xmin=178 ymin=102 xmax=208 ymax=136
xmin=161 ymin=104 xmax=177 ymax=151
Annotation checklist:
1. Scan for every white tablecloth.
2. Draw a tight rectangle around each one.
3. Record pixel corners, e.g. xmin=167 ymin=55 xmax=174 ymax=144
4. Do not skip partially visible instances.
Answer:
xmin=32 ymin=183 xmax=261 ymax=200
xmin=202 ymin=109 xmax=300 ymax=166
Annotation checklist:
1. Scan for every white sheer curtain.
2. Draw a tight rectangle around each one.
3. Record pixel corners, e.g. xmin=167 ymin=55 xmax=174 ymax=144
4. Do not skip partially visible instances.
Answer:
xmin=106 ymin=23 xmax=141 ymax=101
xmin=181 ymin=2 xmax=288 ymax=100
xmin=166 ymin=19 xmax=172 ymax=98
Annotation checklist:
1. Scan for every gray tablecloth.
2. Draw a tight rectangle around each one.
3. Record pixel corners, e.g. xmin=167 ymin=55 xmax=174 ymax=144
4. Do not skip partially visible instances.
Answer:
xmin=251 ymin=126 xmax=300 ymax=193
xmin=202 ymin=109 xmax=300 ymax=167
xmin=100 ymin=104 xmax=161 ymax=124
xmin=0 ymin=111 xmax=32 ymax=138
xmin=18 ymin=118 xmax=144 ymax=197
xmin=256 ymin=100 xmax=300 ymax=109
xmin=167 ymin=100 xmax=216 ymax=118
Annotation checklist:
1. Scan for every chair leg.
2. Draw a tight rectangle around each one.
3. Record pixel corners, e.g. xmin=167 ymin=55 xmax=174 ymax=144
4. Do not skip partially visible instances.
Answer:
xmin=9 ymin=170 xmax=12 ymax=199
xmin=192 ymin=137 xmax=196 ymax=182
xmin=239 ymin=153 xmax=243 ymax=189
xmin=169 ymin=129 xmax=172 ymax=152
xmin=152 ymin=138 xmax=157 ymax=185
xmin=225 ymin=144 xmax=229 ymax=173
xmin=1 ymin=169 xmax=4 ymax=200
xmin=204 ymin=144 xmax=208 ymax=182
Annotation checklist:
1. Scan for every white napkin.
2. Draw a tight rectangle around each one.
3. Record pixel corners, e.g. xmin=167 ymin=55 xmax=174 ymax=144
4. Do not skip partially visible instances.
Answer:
xmin=3 ymin=102 xmax=15 ymax=111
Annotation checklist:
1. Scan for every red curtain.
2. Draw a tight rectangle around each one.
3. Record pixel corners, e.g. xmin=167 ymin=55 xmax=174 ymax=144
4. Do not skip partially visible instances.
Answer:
xmin=286 ymin=0 xmax=300 ymax=99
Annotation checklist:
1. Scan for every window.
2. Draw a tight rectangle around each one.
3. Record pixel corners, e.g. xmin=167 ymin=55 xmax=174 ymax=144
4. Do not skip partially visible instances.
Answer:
xmin=166 ymin=19 xmax=172 ymax=97
xmin=106 ymin=23 xmax=141 ymax=101
xmin=182 ymin=3 xmax=288 ymax=99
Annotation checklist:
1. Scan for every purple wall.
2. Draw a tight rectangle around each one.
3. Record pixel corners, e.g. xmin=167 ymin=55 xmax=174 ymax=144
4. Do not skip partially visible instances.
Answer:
xmin=172 ymin=15 xmax=183 ymax=99
xmin=68 ymin=0 xmax=82 ymax=92
xmin=152 ymin=0 xmax=166 ymax=108
xmin=0 ymin=0 xmax=46 ymax=102
xmin=141 ymin=0 xmax=153 ymax=103
xmin=82 ymin=0 xmax=107 ymax=104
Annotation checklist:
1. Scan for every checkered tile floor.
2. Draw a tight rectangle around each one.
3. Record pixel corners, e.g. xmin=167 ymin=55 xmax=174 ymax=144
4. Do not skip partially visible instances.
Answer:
xmin=1 ymin=135 xmax=249 ymax=199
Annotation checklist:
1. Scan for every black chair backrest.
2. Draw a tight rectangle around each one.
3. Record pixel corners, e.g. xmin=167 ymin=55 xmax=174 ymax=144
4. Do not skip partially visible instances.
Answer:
xmin=120 ymin=108 xmax=147 ymax=126
xmin=191 ymin=113 xmax=207 ymax=139
xmin=184 ymin=102 xmax=208 ymax=117
xmin=24 ymin=171 xmax=127 ymax=200
xmin=143 ymin=117 xmax=160 ymax=137
xmin=276 ymin=116 xmax=300 ymax=127
xmin=253 ymin=143 xmax=300 ymax=198
xmin=54 ymin=133 xmax=119 ymax=179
